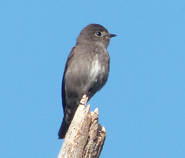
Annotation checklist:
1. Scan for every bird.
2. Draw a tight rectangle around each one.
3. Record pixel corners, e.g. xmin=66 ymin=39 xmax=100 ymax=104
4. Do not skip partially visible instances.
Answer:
xmin=58 ymin=24 xmax=116 ymax=139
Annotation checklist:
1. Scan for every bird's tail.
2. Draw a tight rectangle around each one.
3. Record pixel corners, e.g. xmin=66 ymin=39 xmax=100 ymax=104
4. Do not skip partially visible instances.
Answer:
xmin=58 ymin=117 xmax=70 ymax=139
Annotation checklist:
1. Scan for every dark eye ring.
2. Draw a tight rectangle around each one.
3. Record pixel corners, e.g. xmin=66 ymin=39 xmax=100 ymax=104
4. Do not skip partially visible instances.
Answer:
xmin=95 ymin=31 xmax=102 ymax=36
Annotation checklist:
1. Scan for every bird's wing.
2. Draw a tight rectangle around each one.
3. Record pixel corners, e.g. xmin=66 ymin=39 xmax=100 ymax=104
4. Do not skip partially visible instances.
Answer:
xmin=61 ymin=47 xmax=76 ymax=113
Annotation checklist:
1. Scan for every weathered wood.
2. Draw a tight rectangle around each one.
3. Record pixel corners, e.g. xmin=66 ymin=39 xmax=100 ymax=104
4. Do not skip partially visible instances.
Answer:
xmin=58 ymin=95 xmax=106 ymax=158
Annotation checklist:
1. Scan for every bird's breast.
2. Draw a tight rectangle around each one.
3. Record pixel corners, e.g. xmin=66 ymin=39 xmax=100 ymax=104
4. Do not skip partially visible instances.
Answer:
xmin=89 ymin=53 xmax=109 ymax=84
xmin=90 ymin=58 xmax=100 ymax=81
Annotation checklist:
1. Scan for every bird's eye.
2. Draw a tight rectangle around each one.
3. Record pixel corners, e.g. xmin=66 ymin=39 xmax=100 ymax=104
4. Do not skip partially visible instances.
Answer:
xmin=95 ymin=31 xmax=102 ymax=36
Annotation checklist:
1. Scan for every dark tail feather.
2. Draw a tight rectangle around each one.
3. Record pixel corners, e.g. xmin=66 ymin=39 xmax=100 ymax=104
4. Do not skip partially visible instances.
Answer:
xmin=58 ymin=118 xmax=70 ymax=139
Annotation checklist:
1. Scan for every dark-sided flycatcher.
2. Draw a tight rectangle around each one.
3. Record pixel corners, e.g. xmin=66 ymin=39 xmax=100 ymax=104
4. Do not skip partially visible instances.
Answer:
xmin=58 ymin=24 xmax=116 ymax=139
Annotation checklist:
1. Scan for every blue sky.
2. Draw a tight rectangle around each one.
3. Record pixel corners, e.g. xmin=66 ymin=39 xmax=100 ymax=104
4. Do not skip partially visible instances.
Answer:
xmin=0 ymin=1 xmax=185 ymax=157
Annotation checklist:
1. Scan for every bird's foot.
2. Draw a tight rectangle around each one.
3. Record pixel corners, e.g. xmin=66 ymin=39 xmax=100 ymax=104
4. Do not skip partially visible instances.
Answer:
xmin=79 ymin=94 xmax=89 ymax=107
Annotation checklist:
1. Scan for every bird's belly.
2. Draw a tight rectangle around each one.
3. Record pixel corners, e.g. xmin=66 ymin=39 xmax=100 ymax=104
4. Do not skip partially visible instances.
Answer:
xmin=89 ymin=59 xmax=106 ymax=82
xmin=85 ymin=58 xmax=109 ymax=97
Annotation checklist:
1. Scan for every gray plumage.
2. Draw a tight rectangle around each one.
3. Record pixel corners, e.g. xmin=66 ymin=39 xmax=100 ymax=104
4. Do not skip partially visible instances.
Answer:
xmin=58 ymin=24 xmax=116 ymax=139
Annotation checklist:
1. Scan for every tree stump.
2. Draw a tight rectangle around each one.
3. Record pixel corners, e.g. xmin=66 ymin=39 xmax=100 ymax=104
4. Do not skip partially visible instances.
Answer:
xmin=58 ymin=95 xmax=106 ymax=158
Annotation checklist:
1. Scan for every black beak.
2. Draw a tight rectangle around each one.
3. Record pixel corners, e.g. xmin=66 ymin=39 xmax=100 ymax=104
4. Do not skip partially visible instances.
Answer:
xmin=110 ymin=34 xmax=116 ymax=38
